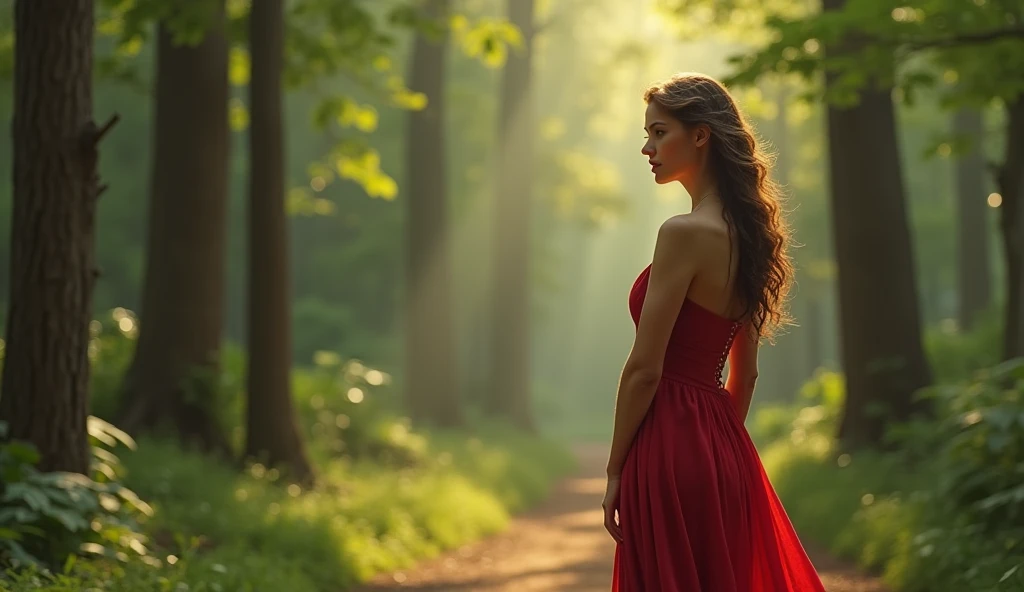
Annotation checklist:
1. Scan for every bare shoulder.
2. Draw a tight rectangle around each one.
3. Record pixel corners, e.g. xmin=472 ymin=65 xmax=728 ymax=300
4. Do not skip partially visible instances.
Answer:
xmin=656 ymin=214 xmax=717 ymax=251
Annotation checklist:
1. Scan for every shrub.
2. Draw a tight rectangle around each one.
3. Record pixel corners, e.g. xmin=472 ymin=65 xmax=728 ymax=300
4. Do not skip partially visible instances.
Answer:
xmin=756 ymin=359 xmax=1024 ymax=591
xmin=0 ymin=418 xmax=153 ymax=569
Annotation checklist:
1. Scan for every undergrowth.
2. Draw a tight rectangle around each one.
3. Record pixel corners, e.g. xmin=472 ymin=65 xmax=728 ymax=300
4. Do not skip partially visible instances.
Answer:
xmin=0 ymin=311 xmax=574 ymax=591
xmin=754 ymin=358 xmax=1024 ymax=592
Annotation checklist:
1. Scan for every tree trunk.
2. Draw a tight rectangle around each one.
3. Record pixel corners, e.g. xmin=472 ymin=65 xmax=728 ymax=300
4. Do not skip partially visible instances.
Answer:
xmin=953 ymin=108 xmax=992 ymax=332
xmin=243 ymin=0 xmax=314 ymax=484
xmin=997 ymin=96 xmax=1024 ymax=360
xmin=485 ymin=0 xmax=537 ymax=431
xmin=823 ymin=0 xmax=932 ymax=449
xmin=118 ymin=6 xmax=231 ymax=454
xmin=404 ymin=0 xmax=462 ymax=427
xmin=0 ymin=0 xmax=103 ymax=475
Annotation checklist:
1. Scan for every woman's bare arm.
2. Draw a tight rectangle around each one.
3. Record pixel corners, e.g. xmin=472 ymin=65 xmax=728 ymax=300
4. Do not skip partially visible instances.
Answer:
xmin=724 ymin=322 xmax=759 ymax=423
xmin=605 ymin=217 xmax=703 ymax=477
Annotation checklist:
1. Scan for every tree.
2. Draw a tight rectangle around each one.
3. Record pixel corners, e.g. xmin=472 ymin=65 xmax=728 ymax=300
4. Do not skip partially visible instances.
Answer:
xmin=243 ymin=0 xmax=314 ymax=484
xmin=996 ymin=96 xmax=1024 ymax=357
xmin=403 ymin=0 xmax=463 ymax=427
xmin=820 ymin=0 xmax=932 ymax=448
xmin=118 ymin=2 xmax=232 ymax=453
xmin=485 ymin=0 xmax=536 ymax=431
xmin=952 ymin=108 xmax=992 ymax=330
xmin=723 ymin=0 xmax=1024 ymax=359
xmin=0 ymin=0 xmax=115 ymax=474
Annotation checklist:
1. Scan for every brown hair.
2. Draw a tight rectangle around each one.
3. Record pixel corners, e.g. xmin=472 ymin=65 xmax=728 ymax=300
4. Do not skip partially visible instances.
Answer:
xmin=644 ymin=72 xmax=793 ymax=340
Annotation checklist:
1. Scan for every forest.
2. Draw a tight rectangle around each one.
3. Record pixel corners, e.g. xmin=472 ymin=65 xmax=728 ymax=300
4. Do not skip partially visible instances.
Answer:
xmin=0 ymin=0 xmax=1022 ymax=590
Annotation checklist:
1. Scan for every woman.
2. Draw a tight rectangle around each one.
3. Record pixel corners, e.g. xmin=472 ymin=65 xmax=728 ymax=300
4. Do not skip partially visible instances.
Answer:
xmin=604 ymin=73 xmax=827 ymax=591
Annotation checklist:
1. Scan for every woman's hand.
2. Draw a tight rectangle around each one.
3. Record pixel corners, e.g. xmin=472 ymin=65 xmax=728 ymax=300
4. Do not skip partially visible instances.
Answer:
xmin=602 ymin=476 xmax=623 ymax=544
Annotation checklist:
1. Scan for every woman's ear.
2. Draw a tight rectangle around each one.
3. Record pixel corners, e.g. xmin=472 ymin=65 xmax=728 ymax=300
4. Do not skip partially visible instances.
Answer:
xmin=695 ymin=124 xmax=711 ymax=148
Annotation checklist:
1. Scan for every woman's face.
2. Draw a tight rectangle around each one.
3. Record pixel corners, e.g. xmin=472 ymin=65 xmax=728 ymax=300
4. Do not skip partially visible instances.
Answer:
xmin=641 ymin=101 xmax=704 ymax=185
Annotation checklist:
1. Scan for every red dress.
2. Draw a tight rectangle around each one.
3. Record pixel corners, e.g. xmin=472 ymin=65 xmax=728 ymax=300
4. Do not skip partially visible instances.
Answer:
xmin=612 ymin=264 xmax=826 ymax=592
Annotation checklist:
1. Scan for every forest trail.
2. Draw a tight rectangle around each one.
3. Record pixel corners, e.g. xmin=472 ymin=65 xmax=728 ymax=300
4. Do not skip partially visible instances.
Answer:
xmin=356 ymin=443 xmax=888 ymax=592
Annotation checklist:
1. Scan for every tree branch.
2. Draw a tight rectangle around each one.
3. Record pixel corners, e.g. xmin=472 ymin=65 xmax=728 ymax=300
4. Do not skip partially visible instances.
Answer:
xmin=908 ymin=26 xmax=1024 ymax=52
xmin=93 ymin=113 xmax=121 ymax=146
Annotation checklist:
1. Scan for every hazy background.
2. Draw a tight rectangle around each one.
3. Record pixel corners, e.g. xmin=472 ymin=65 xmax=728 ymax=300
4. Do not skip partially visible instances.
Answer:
xmin=1 ymin=0 xmax=976 ymax=438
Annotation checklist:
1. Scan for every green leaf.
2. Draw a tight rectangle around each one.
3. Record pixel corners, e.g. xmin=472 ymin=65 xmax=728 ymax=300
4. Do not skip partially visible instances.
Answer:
xmin=47 ymin=507 xmax=90 ymax=533
xmin=63 ymin=553 xmax=78 ymax=575
xmin=0 ymin=527 xmax=21 ymax=541
xmin=0 ymin=507 xmax=40 ymax=525
xmin=0 ymin=538 xmax=41 ymax=567
xmin=984 ymin=406 xmax=1017 ymax=430
xmin=3 ymin=441 xmax=41 ymax=467
xmin=1001 ymin=565 xmax=1020 ymax=583
xmin=985 ymin=431 xmax=1012 ymax=453
xmin=3 ymin=483 xmax=52 ymax=513
xmin=114 ymin=485 xmax=155 ymax=517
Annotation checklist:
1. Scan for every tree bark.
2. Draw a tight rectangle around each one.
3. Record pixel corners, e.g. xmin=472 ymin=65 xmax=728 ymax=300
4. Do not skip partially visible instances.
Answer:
xmin=118 ymin=5 xmax=231 ymax=454
xmin=0 ymin=0 xmax=102 ymax=475
xmin=243 ymin=0 xmax=314 ymax=484
xmin=953 ymin=108 xmax=992 ymax=331
xmin=824 ymin=0 xmax=932 ymax=449
xmin=997 ymin=96 xmax=1024 ymax=360
xmin=404 ymin=0 xmax=463 ymax=427
xmin=485 ymin=0 xmax=537 ymax=431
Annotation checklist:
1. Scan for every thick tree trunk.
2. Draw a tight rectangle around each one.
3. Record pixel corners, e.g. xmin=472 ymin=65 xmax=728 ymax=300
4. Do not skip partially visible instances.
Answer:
xmin=118 ymin=6 xmax=231 ymax=453
xmin=243 ymin=0 xmax=314 ymax=484
xmin=953 ymin=108 xmax=992 ymax=331
xmin=485 ymin=0 xmax=537 ymax=431
xmin=404 ymin=0 xmax=462 ymax=427
xmin=824 ymin=0 xmax=932 ymax=449
xmin=998 ymin=96 xmax=1024 ymax=360
xmin=0 ymin=0 xmax=103 ymax=475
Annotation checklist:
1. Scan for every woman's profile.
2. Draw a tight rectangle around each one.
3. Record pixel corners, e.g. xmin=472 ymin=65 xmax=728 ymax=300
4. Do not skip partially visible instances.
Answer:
xmin=603 ymin=72 xmax=827 ymax=591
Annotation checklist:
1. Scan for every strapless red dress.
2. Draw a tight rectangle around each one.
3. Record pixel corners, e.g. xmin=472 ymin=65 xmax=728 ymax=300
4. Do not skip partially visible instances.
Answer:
xmin=612 ymin=264 xmax=826 ymax=591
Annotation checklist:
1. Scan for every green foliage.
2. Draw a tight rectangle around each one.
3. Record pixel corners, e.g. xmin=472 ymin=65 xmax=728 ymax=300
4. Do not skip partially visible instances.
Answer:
xmin=655 ymin=0 xmax=815 ymax=44
xmin=450 ymin=13 xmax=523 ymax=68
xmin=1 ymin=540 xmax=319 ymax=592
xmin=756 ymin=359 xmax=1024 ymax=591
xmin=98 ymin=0 xmax=225 ymax=48
xmin=748 ymin=367 xmax=844 ymax=448
xmin=289 ymin=352 xmax=425 ymax=465
xmin=0 ymin=0 xmax=523 ymax=202
xmin=719 ymin=0 xmax=1024 ymax=109
xmin=0 ymin=421 xmax=571 ymax=591
xmin=0 ymin=419 xmax=153 ymax=570
xmin=923 ymin=308 xmax=1002 ymax=384
xmin=892 ymin=359 xmax=1024 ymax=533
xmin=0 ymin=309 xmax=573 ymax=590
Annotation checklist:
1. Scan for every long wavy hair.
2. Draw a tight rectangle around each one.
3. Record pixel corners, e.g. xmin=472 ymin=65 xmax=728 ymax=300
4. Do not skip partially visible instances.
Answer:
xmin=644 ymin=73 xmax=793 ymax=340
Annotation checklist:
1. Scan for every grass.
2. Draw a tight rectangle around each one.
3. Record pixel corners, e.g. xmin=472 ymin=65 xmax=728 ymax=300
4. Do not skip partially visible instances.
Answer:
xmin=754 ymin=376 xmax=1024 ymax=591
xmin=3 ymin=424 xmax=573 ymax=592
xmin=1 ymin=323 xmax=576 ymax=591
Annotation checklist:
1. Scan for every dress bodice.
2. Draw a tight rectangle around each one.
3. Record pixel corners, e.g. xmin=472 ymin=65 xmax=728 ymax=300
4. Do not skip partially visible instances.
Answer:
xmin=629 ymin=264 xmax=742 ymax=389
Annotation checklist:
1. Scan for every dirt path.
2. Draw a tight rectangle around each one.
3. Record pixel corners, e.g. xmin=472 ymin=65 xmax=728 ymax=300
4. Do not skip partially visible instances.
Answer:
xmin=356 ymin=443 xmax=887 ymax=592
